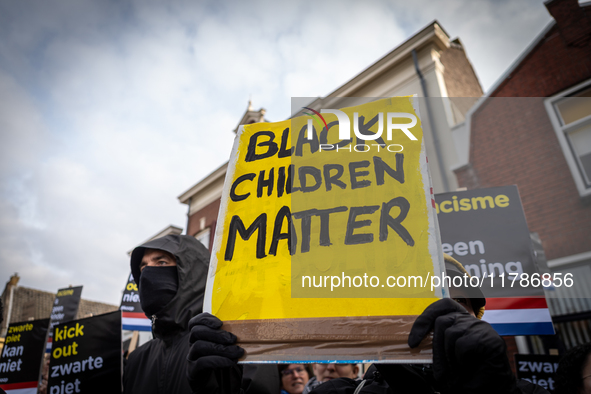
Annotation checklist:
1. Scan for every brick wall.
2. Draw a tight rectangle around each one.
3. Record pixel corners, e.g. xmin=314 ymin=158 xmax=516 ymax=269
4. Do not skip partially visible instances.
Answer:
xmin=546 ymin=0 xmax=591 ymax=48
xmin=456 ymin=0 xmax=591 ymax=260
xmin=1 ymin=285 xmax=117 ymax=330
xmin=187 ymin=198 xmax=221 ymax=250
xmin=458 ymin=99 xmax=591 ymax=259
xmin=492 ymin=1 xmax=591 ymax=97
xmin=77 ymin=298 xmax=118 ymax=318
xmin=439 ymin=41 xmax=484 ymax=99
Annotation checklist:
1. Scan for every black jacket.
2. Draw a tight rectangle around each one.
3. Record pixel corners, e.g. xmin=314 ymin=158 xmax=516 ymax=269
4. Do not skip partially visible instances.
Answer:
xmin=124 ymin=235 xmax=210 ymax=394
xmin=310 ymin=364 xmax=551 ymax=394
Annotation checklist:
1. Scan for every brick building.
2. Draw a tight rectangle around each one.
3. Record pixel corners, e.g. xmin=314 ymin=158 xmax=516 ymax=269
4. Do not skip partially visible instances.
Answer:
xmin=1 ymin=274 xmax=118 ymax=336
xmin=455 ymin=0 xmax=591 ymax=351
xmin=178 ymin=21 xmax=483 ymax=247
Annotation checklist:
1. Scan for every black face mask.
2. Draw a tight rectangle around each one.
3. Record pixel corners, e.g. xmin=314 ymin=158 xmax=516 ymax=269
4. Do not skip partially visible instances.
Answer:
xmin=139 ymin=266 xmax=179 ymax=317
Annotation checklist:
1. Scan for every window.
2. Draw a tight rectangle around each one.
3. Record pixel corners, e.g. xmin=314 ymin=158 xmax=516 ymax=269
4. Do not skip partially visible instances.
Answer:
xmin=195 ymin=227 xmax=211 ymax=250
xmin=545 ymin=79 xmax=591 ymax=198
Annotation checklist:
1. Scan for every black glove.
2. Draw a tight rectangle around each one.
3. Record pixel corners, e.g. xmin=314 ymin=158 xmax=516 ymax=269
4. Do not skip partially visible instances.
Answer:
xmin=408 ymin=298 xmax=519 ymax=394
xmin=187 ymin=313 xmax=245 ymax=394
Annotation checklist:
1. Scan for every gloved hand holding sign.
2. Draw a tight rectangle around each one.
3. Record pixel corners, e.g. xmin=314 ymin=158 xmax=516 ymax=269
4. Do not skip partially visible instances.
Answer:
xmin=187 ymin=313 xmax=244 ymax=394
xmin=408 ymin=298 xmax=519 ymax=394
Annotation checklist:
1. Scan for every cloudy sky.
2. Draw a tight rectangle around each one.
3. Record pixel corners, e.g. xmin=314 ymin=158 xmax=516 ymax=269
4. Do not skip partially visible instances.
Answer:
xmin=0 ymin=0 xmax=552 ymax=305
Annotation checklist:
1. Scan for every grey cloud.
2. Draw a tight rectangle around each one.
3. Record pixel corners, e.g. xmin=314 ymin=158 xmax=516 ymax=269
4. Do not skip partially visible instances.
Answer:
xmin=0 ymin=0 xmax=553 ymax=303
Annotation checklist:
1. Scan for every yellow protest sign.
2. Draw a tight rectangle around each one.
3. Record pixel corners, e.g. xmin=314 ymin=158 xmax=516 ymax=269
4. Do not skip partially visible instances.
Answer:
xmin=205 ymin=97 xmax=444 ymax=362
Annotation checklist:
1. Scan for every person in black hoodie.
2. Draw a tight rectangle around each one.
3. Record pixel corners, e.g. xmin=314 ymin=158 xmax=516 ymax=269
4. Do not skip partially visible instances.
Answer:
xmin=124 ymin=234 xmax=278 ymax=394
xmin=124 ymin=234 xmax=209 ymax=393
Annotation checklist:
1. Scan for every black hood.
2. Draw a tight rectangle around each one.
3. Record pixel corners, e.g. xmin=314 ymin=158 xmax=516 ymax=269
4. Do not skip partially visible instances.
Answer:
xmin=130 ymin=234 xmax=210 ymax=337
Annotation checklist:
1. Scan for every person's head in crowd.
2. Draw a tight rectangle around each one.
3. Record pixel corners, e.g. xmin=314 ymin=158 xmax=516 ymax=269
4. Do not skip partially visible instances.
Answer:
xmin=555 ymin=342 xmax=591 ymax=394
xmin=140 ymin=248 xmax=177 ymax=271
xmin=313 ymin=363 xmax=359 ymax=382
xmin=278 ymin=364 xmax=311 ymax=394
xmin=130 ymin=234 xmax=209 ymax=328
xmin=444 ymin=254 xmax=486 ymax=319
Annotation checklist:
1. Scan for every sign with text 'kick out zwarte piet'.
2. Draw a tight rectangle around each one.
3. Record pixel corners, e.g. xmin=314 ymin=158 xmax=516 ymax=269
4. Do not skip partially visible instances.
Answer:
xmin=47 ymin=311 xmax=122 ymax=394
xmin=205 ymin=97 xmax=445 ymax=363
xmin=0 ymin=318 xmax=49 ymax=394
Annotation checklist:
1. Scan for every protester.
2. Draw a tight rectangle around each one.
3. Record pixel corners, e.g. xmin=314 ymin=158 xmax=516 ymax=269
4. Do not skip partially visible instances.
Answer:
xmin=442 ymin=254 xmax=485 ymax=318
xmin=123 ymin=234 xmax=277 ymax=394
xmin=279 ymin=364 xmax=311 ymax=394
xmin=315 ymin=364 xmax=359 ymax=381
xmin=123 ymin=235 xmax=209 ymax=393
xmin=303 ymin=364 xmax=359 ymax=394
xmin=555 ymin=342 xmax=591 ymax=394
xmin=37 ymin=355 xmax=50 ymax=394
xmin=188 ymin=253 xmax=552 ymax=393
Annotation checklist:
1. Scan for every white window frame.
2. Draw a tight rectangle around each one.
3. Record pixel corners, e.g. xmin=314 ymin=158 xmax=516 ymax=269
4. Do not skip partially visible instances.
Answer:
xmin=195 ymin=227 xmax=211 ymax=250
xmin=544 ymin=78 xmax=591 ymax=198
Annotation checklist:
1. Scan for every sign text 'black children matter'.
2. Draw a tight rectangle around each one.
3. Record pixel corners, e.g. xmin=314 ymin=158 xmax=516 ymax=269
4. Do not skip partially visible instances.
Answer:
xmin=205 ymin=97 xmax=445 ymax=365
